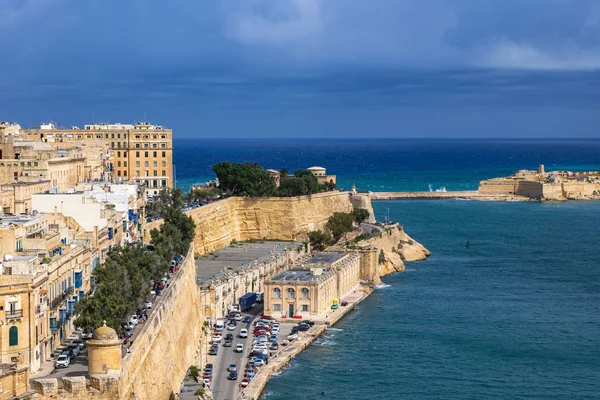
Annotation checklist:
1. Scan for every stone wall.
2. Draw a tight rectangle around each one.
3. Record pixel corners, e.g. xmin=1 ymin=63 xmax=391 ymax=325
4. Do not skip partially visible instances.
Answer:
xmin=349 ymin=193 xmax=376 ymax=223
xmin=144 ymin=192 xmax=354 ymax=256
xmin=117 ymin=245 xmax=208 ymax=400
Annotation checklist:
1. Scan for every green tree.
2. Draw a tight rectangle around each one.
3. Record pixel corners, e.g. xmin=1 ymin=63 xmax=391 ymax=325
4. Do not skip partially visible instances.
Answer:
xmin=352 ymin=208 xmax=370 ymax=224
xmin=212 ymin=162 xmax=276 ymax=197
xmin=378 ymin=249 xmax=385 ymax=264
xmin=308 ymin=230 xmax=332 ymax=251
xmin=326 ymin=212 xmax=355 ymax=242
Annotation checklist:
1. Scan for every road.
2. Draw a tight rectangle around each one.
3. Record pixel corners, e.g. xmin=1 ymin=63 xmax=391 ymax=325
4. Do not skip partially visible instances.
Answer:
xmin=209 ymin=307 xmax=296 ymax=400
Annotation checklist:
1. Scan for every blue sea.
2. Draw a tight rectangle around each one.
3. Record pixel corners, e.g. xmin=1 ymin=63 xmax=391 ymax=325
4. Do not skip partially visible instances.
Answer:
xmin=175 ymin=139 xmax=600 ymax=400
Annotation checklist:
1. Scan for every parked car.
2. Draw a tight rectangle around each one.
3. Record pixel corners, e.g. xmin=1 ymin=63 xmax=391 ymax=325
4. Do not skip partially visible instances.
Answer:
xmin=203 ymin=378 xmax=211 ymax=388
xmin=331 ymin=304 xmax=339 ymax=310
xmin=234 ymin=313 xmax=243 ymax=321
xmin=270 ymin=342 xmax=279 ymax=350
xmin=239 ymin=329 xmax=248 ymax=338
xmin=204 ymin=363 xmax=213 ymax=371
xmin=245 ymin=369 xmax=256 ymax=379
xmin=241 ymin=377 xmax=251 ymax=387
xmin=297 ymin=323 xmax=310 ymax=331
xmin=223 ymin=340 xmax=233 ymax=347
xmin=235 ymin=344 xmax=244 ymax=353
xmin=271 ymin=326 xmax=280 ymax=334
xmin=72 ymin=339 xmax=86 ymax=350
xmin=243 ymin=316 xmax=252 ymax=323
xmin=228 ymin=364 xmax=237 ymax=373
xmin=145 ymin=301 xmax=153 ymax=309
xmin=253 ymin=359 xmax=266 ymax=367
xmin=209 ymin=346 xmax=218 ymax=356
xmin=129 ymin=315 xmax=139 ymax=325
xmin=341 ymin=301 xmax=349 ymax=306
xmin=55 ymin=354 xmax=70 ymax=368
xmin=301 ymin=320 xmax=315 ymax=326
xmin=228 ymin=371 xmax=238 ymax=380
xmin=287 ymin=333 xmax=299 ymax=341
xmin=211 ymin=335 xmax=222 ymax=344
xmin=227 ymin=324 xmax=236 ymax=331
xmin=252 ymin=343 xmax=268 ymax=350
xmin=67 ymin=344 xmax=80 ymax=357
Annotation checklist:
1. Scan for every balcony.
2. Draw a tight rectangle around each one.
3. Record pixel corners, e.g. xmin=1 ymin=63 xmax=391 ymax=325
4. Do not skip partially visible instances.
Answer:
xmin=6 ymin=309 xmax=23 ymax=319
xmin=36 ymin=304 xmax=48 ymax=314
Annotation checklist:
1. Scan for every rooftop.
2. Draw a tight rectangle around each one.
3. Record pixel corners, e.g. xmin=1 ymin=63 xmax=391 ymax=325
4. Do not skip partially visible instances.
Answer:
xmin=195 ymin=241 xmax=302 ymax=284
xmin=270 ymin=269 xmax=316 ymax=282
xmin=303 ymin=252 xmax=346 ymax=265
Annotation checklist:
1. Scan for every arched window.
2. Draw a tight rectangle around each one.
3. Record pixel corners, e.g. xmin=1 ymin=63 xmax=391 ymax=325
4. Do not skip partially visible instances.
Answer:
xmin=287 ymin=288 xmax=295 ymax=299
xmin=301 ymin=288 xmax=309 ymax=299
xmin=9 ymin=326 xmax=18 ymax=346
xmin=273 ymin=288 xmax=281 ymax=298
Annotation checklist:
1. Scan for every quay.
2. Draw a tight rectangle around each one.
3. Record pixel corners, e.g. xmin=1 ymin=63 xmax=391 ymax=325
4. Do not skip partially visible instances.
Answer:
xmin=238 ymin=284 xmax=373 ymax=400
xmin=370 ymin=190 xmax=529 ymax=201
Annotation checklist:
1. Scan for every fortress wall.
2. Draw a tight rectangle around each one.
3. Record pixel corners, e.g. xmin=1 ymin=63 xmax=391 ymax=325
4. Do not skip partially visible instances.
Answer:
xmin=478 ymin=179 xmax=517 ymax=195
xmin=144 ymin=192 xmax=355 ymax=257
xmin=542 ymin=183 xmax=565 ymax=200
xmin=515 ymin=181 xmax=543 ymax=198
xmin=350 ymin=193 xmax=376 ymax=223
xmin=118 ymin=245 xmax=208 ymax=400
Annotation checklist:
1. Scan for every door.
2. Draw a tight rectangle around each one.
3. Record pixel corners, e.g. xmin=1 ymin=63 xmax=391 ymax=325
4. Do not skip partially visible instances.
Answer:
xmin=288 ymin=303 xmax=294 ymax=317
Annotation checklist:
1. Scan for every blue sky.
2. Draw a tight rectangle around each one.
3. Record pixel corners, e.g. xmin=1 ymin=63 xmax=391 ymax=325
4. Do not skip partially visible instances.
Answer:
xmin=1 ymin=0 xmax=600 ymax=138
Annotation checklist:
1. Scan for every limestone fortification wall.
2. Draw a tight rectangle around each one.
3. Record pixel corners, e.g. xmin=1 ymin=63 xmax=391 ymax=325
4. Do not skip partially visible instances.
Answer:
xmin=117 ymin=245 xmax=208 ymax=400
xmin=354 ymin=225 xmax=430 ymax=284
xmin=349 ymin=193 xmax=376 ymax=223
xmin=145 ymin=192 xmax=354 ymax=256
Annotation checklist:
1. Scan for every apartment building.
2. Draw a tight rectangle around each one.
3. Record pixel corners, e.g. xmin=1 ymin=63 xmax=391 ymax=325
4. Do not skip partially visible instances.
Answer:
xmin=22 ymin=122 xmax=174 ymax=197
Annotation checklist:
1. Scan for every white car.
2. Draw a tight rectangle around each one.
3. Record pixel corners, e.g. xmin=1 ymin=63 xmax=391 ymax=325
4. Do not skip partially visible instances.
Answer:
xmin=271 ymin=326 xmax=280 ymax=334
xmin=227 ymin=324 xmax=236 ymax=331
xmin=234 ymin=313 xmax=243 ymax=321
xmin=253 ymin=359 xmax=266 ymax=367
xmin=252 ymin=343 xmax=268 ymax=350
xmin=55 ymin=355 xmax=70 ymax=368
xmin=234 ymin=343 xmax=244 ymax=353
xmin=129 ymin=315 xmax=139 ymax=325
xmin=287 ymin=333 xmax=299 ymax=341
xmin=239 ymin=329 xmax=248 ymax=338
xmin=145 ymin=301 xmax=152 ymax=309
xmin=211 ymin=334 xmax=222 ymax=344
xmin=254 ymin=336 xmax=268 ymax=344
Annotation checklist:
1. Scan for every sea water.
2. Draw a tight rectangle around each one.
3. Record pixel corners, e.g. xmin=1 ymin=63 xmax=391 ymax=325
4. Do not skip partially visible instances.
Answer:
xmin=175 ymin=139 xmax=600 ymax=399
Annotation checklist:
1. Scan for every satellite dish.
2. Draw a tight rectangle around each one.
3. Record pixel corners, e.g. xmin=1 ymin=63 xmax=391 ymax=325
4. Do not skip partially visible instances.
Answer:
xmin=32 ymin=210 xmax=38 ymax=216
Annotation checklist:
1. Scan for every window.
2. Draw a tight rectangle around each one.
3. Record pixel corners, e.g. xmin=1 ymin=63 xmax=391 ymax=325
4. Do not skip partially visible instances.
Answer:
xmin=144 ymin=151 xmax=148 ymax=158
xmin=287 ymin=288 xmax=295 ymax=299
xmin=117 ymin=171 xmax=121 ymax=177
xmin=162 ymin=161 xmax=166 ymax=167
xmin=162 ymin=179 xmax=167 ymax=187
xmin=144 ymin=143 xmax=149 ymax=148
xmin=301 ymin=288 xmax=309 ymax=299
xmin=273 ymin=304 xmax=281 ymax=311
xmin=124 ymin=161 xmax=127 ymax=167
xmin=136 ymin=161 xmax=140 ymax=167
xmin=123 ymin=142 xmax=126 ymax=148
xmin=301 ymin=305 xmax=309 ymax=312
xmin=162 ymin=170 xmax=166 ymax=176
xmin=117 ymin=161 xmax=121 ymax=167
xmin=153 ymin=161 xmax=157 ymax=167
xmin=111 ymin=133 xmax=114 ymax=139
xmin=153 ymin=151 xmax=157 ymax=157
xmin=135 ymin=143 xmax=140 ymax=148
xmin=144 ymin=161 xmax=149 ymax=167
xmin=136 ymin=171 xmax=140 ymax=177
xmin=162 ymin=151 xmax=166 ymax=157
xmin=136 ymin=151 xmax=140 ymax=158
xmin=111 ymin=142 xmax=115 ymax=148
xmin=161 ymin=143 xmax=167 ymax=148
xmin=9 ymin=326 xmax=18 ymax=346
xmin=117 ymin=151 xmax=121 ymax=157
xmin=153 ymin=143 xmax=158 ymax=148
xmin=124 ymin=151 xmax=127 ymax=157
xmin=273 ymin=288 xmax=281 ymax=298
xmin=161 ymin=135 xmax=166 ymax=139
xmin=117 ymin=134 xmax=121 ymax=139
xmin=124 ymin=170 xmax=127 ymax=177
xmin=153 ymin=171 xmax=157 ymax=176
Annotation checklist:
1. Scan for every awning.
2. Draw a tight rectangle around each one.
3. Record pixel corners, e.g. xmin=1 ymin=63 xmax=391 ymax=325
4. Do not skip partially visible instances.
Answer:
xmin=39 ymin=289 xmax=48 ymax=295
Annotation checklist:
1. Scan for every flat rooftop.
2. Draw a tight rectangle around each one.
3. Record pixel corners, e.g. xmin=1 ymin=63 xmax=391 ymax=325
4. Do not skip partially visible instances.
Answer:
xmin=270 ymin=270 xmax=315 ymax=282
xmin=195 ymin=241 xmax=302 ymax=284
xmin=303 ymin=252 xmax=346 ymax=265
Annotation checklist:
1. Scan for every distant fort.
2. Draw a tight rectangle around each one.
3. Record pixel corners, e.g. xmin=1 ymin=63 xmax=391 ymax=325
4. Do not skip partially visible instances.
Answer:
xmin=370 ymin=165 xmax=600 ymax=201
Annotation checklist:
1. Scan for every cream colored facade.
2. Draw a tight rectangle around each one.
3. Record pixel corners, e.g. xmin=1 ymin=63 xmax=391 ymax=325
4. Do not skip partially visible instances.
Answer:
xmin=264 ymin=252 xmax=361 ymax=318
xmin=307 ymin=166 xmax=337 ymax=185
xmin=22 ymin=122 xmax=174 ymax=197
xmin=1 ymin=181 xmax=51 ymax=214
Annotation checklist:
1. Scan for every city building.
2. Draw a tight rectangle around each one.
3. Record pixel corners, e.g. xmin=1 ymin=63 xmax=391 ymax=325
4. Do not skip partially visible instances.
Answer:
xmin=22 ymin=122 xmax=174 ymax=197
xmin=264 ymin=252 xmax=360 ymax=318
xmin=306 ymin=166 xmax=336 ymax=185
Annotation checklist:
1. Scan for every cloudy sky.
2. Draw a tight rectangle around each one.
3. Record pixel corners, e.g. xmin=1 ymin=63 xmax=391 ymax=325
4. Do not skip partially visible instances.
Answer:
xmin=1 ymin=0 xmax=599 ymax=138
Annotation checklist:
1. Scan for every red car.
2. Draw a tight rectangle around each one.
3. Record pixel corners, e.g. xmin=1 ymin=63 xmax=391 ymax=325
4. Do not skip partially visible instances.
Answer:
xmin=341 ymin=301 xmax=349 ymax=306
xmin=240 ymin=377 xmax=251 ymax=388
xmin=260 ymin=315 xmax=275 ymax=320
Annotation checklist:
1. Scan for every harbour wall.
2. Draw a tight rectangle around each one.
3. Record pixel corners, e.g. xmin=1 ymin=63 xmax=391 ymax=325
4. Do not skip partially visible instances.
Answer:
xmin=145 ymin=191 xmax=355 ymax=256
xmin=370 ymin=190 xmax=528 ymax=201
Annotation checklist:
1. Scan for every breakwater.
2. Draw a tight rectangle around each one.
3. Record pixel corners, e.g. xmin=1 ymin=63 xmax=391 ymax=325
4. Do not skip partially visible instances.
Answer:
xmin=370 ymin=191 xmax=529 ymax=201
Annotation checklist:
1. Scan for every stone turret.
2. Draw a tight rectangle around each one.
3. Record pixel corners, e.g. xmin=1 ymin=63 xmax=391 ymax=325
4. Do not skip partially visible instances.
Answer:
xmin=87 ymin=321 xmax=122 ymax=375
xmin=538 ymin=164 xmax=545 ymax=175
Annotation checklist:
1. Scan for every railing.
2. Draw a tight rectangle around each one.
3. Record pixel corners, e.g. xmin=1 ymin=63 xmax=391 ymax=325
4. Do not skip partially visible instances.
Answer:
xmin=6 ymin=309 xmax=23 ymax=319
xmin=36 ymin=304 xmax=48 ymax=314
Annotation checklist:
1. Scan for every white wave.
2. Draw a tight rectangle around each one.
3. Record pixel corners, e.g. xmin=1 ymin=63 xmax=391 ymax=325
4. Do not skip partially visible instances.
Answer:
xmin=428 ymin=184 xmax=447 ymax=192
xmin=326 ymin=327 xmax=344 ymax=332
xmin=374 ymin=283 xmax=391 ymax=289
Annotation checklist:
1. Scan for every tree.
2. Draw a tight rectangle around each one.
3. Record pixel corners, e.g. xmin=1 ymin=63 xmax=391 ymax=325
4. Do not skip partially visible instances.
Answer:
xmin=212 ymin=162 xmax=276 ymax=197
xmin=353 ymin=208 xmax=370 ymax=224
xmin=308 ymin=230 xmax=332 ymax=251
xmin=326 ymin=212 xmax=355 ymax=242
xmin=378 ymin=249 xmax=386 ymax=264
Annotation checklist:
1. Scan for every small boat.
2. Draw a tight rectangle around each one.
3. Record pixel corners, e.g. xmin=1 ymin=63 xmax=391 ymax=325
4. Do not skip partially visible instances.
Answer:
xmin=353 ymin=306 xmax=360 ymax=311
